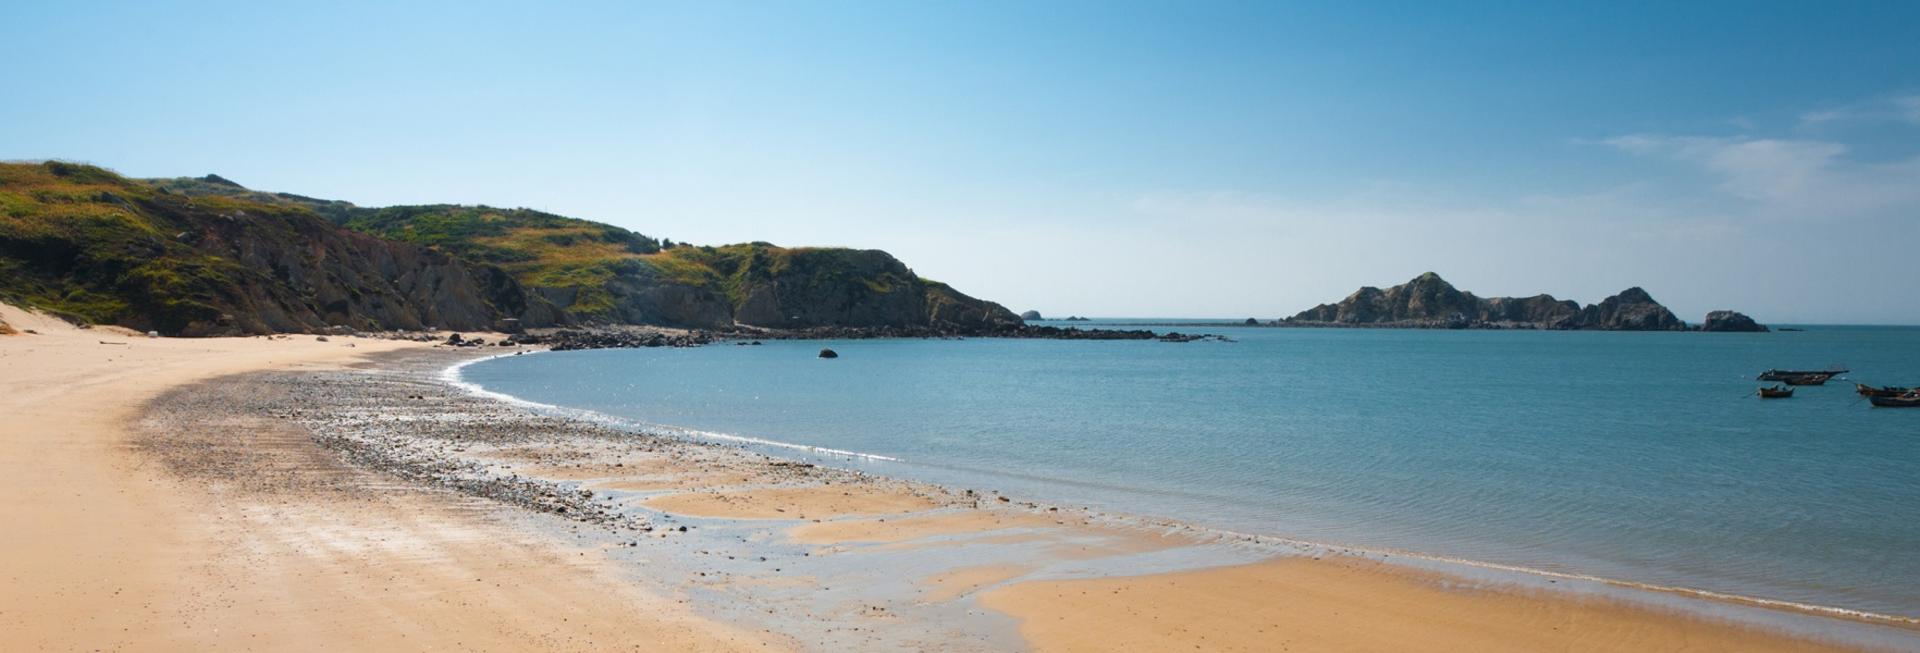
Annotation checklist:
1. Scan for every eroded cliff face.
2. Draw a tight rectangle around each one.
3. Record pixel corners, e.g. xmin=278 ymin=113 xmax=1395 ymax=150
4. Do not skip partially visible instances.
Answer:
xmin=18 ymin=165 xmax=1022 ymax=335
xmin=1284 ymin=273 xmax=1693 ymax=330
xmin=186 ymin=211 xmax=568 ymax=335
xmin=153 ymin=173 xmax=1023 ymax=333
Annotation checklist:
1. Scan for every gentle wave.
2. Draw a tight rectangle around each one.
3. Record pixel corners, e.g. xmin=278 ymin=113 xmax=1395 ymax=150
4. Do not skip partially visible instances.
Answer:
xmin=440 ymin=354 xmax=1920 ymax=630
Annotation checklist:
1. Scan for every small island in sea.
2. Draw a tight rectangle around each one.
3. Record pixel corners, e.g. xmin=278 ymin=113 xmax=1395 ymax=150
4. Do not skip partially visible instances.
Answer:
xmin=1267 ymin=272 xmax=1769 ymax=332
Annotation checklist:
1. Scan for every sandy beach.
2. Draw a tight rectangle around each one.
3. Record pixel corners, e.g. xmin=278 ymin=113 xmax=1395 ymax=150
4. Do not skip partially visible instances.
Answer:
xmin=0 ymin=304 xmax=777 ymax=651
xmin=5 ymin=300 xmax=1914 ymax=651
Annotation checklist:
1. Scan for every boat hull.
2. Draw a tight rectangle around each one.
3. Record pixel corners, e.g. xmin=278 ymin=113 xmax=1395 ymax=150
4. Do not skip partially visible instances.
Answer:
xmin=1856 ymin=384 xmax=1914 ymax=398
xmin=1759 ymin=368 xmax=1848 ymax=381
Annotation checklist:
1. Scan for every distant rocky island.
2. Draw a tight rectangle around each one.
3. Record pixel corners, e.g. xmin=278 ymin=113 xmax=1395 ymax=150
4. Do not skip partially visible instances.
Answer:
xmin=1018 ymin=310 xmax=1091 ymax=322
xmin=1273 ymin=272 xmax=1766 ymax=332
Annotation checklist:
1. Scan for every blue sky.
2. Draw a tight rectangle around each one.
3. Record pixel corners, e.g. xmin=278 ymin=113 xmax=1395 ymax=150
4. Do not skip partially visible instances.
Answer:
xmin=4 ymin=1 xmax=1919 ymax=322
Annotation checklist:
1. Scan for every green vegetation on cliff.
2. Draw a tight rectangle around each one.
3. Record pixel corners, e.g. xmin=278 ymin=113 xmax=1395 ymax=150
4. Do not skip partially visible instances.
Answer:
xmin=1 ymin=162 xmax=263 ymax=330
xmin=0 ymin=162 xmax=550 ymax=334
xmin=0 ymin=161 xmax=1018 ymax=334
xmin=301 ymin=204 xmax=1015 ymax=329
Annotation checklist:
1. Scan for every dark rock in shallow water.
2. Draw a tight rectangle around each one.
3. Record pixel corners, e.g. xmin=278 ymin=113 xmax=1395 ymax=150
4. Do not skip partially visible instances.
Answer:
xmin=504 ymin=322 xmax=1222 ymax=351
xmin=1701 ymin=310 xmax=1768 ymax=332
xmin=512 ymin=328 xmax=713 ymax=351
xmin=818 ymin=348 xmax=839 ymax=358
xmin=1019 ymin=310 xmax=1043 ymax=321
xmin=1156 ymin=332 xmax=1233 ymax=343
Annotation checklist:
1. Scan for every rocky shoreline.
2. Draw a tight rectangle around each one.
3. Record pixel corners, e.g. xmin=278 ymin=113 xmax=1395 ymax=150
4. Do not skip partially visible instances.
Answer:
xmin=296 ymin=350 xmax=958 ymax=530
xmin=383 ymin=323 xmax=1236 ymax=353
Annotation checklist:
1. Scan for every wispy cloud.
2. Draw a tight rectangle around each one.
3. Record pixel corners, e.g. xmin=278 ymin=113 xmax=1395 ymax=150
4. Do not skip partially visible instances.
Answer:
xmin=1900 ymin=96 xmax=1920 ymax=124
xmin=1599 ymin=134 xmax=1920 ymax=219
xmin=1798 ymin=95 xmax=1920 ymax=127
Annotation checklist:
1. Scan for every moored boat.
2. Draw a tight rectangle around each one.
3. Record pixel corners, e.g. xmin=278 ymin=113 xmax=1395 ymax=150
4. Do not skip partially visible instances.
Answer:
xmin=1758 ymin=385 xmax=1794 ymax=399
xmin=1856 ymin=383 xmax=1914 ymax=398
xmin=1781 ymin=373 xmax=1832 ymax=386
xmin=1758 ymin=367 xmax=1848 ymax=381
xmin=1868 ymin=393 xmax=1920 ymax=408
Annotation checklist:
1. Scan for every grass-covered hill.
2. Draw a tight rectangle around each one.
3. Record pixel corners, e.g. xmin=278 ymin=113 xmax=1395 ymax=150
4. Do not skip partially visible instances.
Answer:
xmin=1 ymin=162 xmax=557 ymax=335
xmin=2 ymin=161 xmax=1019 ymax=335
xmin=152 ymin=172 xmax=1017 ymax=330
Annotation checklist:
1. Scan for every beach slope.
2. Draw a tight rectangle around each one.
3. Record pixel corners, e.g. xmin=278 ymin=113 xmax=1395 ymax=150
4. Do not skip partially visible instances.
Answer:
xmin=0 ymin=303 xmax=776 ymax=651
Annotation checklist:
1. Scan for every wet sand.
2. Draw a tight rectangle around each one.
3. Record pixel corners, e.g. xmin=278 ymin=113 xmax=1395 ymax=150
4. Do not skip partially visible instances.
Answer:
xmin=981 ymin=556 xmax=1881 ymax=652
xmin=5 ymin=300 xmax=1915 ymax=651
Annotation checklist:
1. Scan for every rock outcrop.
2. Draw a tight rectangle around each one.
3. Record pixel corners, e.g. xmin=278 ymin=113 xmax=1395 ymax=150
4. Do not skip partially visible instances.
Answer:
xmin=1020 ymin=310 xmax=1042 ymax=321
xmin=1700 ymin=310 xmax=1768 ymax=332
xmin=1283 ymin=273 xmax=1692 ymax=331
xmin=1285 ymin=272 xmax=1579 ymax=328
xmin=1568 ymin=287 xmax=1684 ymax=331
xmin=723 ymin=247 xmax=1020 ymax=331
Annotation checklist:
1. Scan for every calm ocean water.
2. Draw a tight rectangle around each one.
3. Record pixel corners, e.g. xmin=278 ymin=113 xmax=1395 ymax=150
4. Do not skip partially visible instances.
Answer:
xmin=460 ymin=321 xmax=1920 ymax=618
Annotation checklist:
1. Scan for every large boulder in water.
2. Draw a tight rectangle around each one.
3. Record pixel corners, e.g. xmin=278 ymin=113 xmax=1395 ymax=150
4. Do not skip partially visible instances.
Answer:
xmin=1019 ymin=310 xmax=1043 ymax=321
xmin=1701 ymin=310 xmax=1767 ymax=332
xmin=818 ymin=348 xmax=839 ymax=358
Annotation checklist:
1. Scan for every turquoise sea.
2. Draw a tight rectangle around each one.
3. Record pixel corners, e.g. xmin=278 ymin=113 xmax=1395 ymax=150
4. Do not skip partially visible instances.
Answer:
xmin=459 ymin=321 xmax=1920 ymax=619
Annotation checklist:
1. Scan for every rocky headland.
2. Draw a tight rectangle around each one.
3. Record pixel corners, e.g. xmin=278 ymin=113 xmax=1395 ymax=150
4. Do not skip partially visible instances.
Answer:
xmin=0 ymin=161 xmax=1022 ymax=337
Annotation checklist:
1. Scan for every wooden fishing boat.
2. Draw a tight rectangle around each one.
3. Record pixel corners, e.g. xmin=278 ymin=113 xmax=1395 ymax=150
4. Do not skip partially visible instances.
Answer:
xmin=1855 ymin=383 xmax=1913 ymax=398
xmin=1758 ymin=367 xmax=1848 ymax=381
xmin=1758 ymin=385 xmax=1794 ymax=399
xmin=1781 ymin=373 xmax=1832 ymax=386
xmin=1868 ymin=393 xmax=1920 ymax=408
